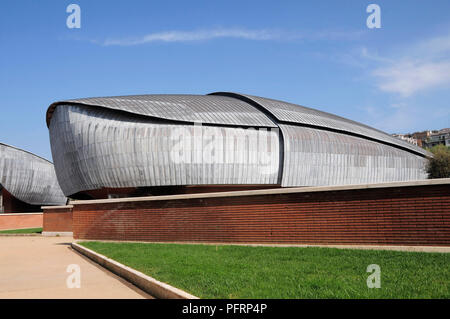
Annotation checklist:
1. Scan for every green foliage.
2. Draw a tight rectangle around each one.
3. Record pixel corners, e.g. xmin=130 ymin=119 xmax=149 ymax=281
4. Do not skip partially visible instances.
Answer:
xmin=426 ymin=145 xmax=450 ymax=179
xmin=80 ymin=241 xmax=449 ymax=299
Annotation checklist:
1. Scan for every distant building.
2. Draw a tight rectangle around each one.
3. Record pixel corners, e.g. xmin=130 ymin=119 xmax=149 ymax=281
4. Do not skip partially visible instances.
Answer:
xmin=411 ymin=131 xmax=431 ymax=148
xmin=392 ymin=129 xmax=450 ymax=149
xmin=392 ymin=134 xmax=419 ymax=146
xmin=425 ymin=128 xmax=450 ymax=148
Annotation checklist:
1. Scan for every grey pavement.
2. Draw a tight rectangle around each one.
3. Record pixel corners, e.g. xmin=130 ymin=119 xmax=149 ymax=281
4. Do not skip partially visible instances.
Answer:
xmin=0 ymin=236 xmax=152 ymax=299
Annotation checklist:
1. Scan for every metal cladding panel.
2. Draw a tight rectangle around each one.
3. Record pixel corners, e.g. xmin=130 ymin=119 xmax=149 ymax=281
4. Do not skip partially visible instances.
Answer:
xmin=0 ymin=143 xmax=67 ymax=206
xmin=210 ymin=92 xmax=429 ymax=157
xmin=279 ymin=124 xmax=427 ymax=187
xmin=49 ymin=105 xmax=280 ymax=197
xmin=47 ymin=95 xmax=277 ymax=128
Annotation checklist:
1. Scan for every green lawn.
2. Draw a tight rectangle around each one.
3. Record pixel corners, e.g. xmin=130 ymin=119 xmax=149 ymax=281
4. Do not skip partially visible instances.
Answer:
xmin=79 ymin=242 xmax=449 ymax=299
xmin=0 ymin=227 xmax=42 ymax=234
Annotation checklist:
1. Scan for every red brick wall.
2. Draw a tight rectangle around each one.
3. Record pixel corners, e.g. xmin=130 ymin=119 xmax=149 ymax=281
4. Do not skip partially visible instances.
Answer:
xmin=43 ymin=207 xmax=73 ymax=232
xmin=0 ymin=213 xmax=43 ymax=231
xmin=72 ymin=184 xmax=450 ymax=246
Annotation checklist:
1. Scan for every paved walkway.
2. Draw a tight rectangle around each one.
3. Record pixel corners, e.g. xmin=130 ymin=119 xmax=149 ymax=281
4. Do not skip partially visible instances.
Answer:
xmin=0 ymin=236 xmax=151 ymax=299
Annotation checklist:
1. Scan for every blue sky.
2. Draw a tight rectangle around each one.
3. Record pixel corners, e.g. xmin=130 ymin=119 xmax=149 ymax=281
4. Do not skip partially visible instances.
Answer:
xmin=1 ymin=0 xmax=450 ymax=160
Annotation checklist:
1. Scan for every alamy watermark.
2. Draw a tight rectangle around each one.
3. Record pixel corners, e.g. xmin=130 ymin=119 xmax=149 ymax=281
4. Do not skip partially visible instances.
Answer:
xmin=64 ymin=4 xmax=380 ymax=31
xmin=66 ymin=264 xmax=81 ymax=288
xmin=366 ymin=264 xmax=381 ymax=288
xmin=66 ymin=4 xmax=81 ymax=29
xmin=366 ymin=4 xmax=381 ymax=29
xmin=169 ymin=122 xmax=279 ymax=176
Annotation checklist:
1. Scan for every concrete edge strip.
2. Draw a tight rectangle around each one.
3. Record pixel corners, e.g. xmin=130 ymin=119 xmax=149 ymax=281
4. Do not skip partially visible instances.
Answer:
xmin=42 ymin=231 xmax=73 ymax=237
xmin=69 ymin=178 xmax=450 ymax=206
xmin=41 ymin=205 xmax=74 ymax=210
xmin=71 ymin=242 xmax=199 ymax=299
xmin=0 ymin=212 xmax=43 ymax=216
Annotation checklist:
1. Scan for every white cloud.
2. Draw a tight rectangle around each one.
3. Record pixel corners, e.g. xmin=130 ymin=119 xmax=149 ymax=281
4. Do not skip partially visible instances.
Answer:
xmin=342 ymin=35 xmax=450 ymax=133
xmin=101 ymin=28 xmax=363 ymax=46
xmin=103 ymin=28 xmax=283 ymax=46
xmin=367 ymin=33 xmax=450 ymax=96
xmin=415 ymin=35 xmax=450 ymax=57
xmin=373 ymin=60 xmax=450 ymax=97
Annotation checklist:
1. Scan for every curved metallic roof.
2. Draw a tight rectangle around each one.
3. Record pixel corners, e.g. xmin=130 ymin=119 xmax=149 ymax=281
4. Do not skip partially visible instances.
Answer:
xmin=209 ymin=92 xmax=429 ymax=157
xmin=47 ymin=93 xmax=430 ymax=157
xmin=0 ymin=143 xmax=67 ymax=206
xmin=47 ymin=93 xmax=428 ymax=196
xmin=46 ymin=92 xmax=430 ymax=197
xmin=47 ymin=94 xmax=277 ymax=128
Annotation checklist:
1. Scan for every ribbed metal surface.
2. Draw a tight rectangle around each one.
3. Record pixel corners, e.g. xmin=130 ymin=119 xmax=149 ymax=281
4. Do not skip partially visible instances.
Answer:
xmin=210 ymin=92 xmax=429 ymax=157
xmin=47 ymin=93 xmax=431 ymax=197
xmin=279 ymin=124 xmax=427 ymax=187
xmin=0 ymin=143 xmax=67 ymax=206
xmin=49 ymin=105 xmax=280 ymax=197
xmin=47 ymin=94 xmax=277 ymax=128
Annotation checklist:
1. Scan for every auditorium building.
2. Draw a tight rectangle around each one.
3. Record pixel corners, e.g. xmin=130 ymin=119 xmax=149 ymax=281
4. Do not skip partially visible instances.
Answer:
xmin=46 ymin=92 xmax=429 ymax=199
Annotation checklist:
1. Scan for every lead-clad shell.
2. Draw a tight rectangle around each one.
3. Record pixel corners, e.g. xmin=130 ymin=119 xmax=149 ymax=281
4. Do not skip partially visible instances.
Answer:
xmin=0 ymin=143 xmax=67 ymax=205
xmin=46 ymin=93 xmax=428 ymax=197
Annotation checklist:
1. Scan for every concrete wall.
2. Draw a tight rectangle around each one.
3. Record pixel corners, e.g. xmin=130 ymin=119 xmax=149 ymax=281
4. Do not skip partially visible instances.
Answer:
xmin=70 ymin=179 xmax=450 ymax=246
xmin=0 ymin=213 xmax=43 ymax=231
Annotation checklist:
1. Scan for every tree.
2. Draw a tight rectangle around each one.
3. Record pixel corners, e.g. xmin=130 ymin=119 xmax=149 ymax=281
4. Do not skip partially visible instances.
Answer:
xmin=426 ymin=144 xmax=450 ymax=179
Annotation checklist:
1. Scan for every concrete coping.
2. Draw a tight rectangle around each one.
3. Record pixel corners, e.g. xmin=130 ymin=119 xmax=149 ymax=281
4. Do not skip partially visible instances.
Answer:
xmin=41 ymin=205 xmax=74 ymax=210
xmin=42 ymin=231 xmax=73 ymax=237
xmin=0 ymin=212 xmax=43 ymax=216
xmin=69 ymin=178 xmax=450 ymax=206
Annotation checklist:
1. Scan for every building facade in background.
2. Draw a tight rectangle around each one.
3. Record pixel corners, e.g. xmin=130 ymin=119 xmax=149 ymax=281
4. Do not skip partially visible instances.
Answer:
xmin=46 ymin=93 xmax=430 ymax=200
xmin=0 ymin=143 xmax=67 ymax=213
xmin=425 ymin=128 xmax=450 ymax=148
xmin=394 ymin=129 xmax=450 ymax=149
xmin=391 ymin=133 xmax=420 ymax=146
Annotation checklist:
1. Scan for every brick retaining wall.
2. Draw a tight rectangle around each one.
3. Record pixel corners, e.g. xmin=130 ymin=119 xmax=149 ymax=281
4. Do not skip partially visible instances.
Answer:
xmin=0 ymin=213 xmax=43 ymax=231
xmin=71 ymin=180 xmax=450 ymax=246
xmin=42 ymin=206 xmax=73 ymax=232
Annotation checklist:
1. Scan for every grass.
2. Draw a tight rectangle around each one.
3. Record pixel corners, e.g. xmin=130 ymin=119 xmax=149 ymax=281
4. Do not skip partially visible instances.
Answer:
xmin=79 ymin=241 xmax=449 ymax=299
xmin=0 ymin=227 xmax=42 ymax=234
